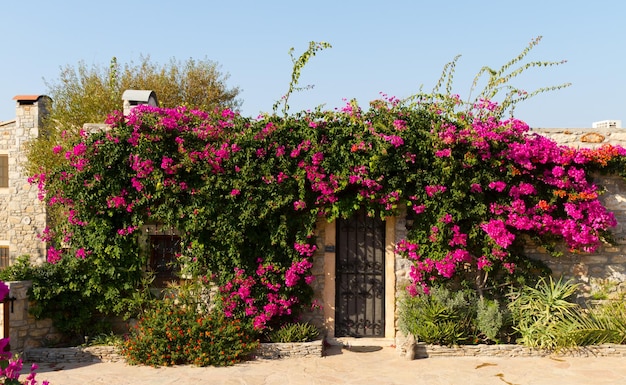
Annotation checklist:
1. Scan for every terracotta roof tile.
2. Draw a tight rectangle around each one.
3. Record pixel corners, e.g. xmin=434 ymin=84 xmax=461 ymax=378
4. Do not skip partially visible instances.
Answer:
xmin=12 ymin=95 xmax=42 ymax=101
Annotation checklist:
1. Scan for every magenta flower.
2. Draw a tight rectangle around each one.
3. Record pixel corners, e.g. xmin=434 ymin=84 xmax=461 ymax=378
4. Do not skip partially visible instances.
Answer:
xmin=0 ymin=282 xmax=8 ymax=302
xmin=425 ymin=185 xmax=447 ymax=197
xmin=470 ymin=183 xmax=482 ymax=193
xmin=435 ymin=148 xmax=452 ymax=157
xmin=476 ymin=256 xmax=492 ymax=270
xmin=481 ymin=219 xmax=515 ymax=248
xmin=293 ymin=200 xmax=307 ymax=210
xmin=230 ymin=189 xmax=240 ymax=196
xmin=488 ymin=181 xmax=507 ymax=192
xmin=47 ymin=247 xmax=63 ymax=264
xmin=393 ymin=119 xmax=407 ymax=131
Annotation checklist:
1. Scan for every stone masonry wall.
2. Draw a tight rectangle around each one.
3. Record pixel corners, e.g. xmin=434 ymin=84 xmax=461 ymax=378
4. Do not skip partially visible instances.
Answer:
xmin=0 ymin=97 xmax=48 ymax=265
xmin=0 ymin=281 xmax=61 ymax=352
xmin=299 ymin=218 xmax=327 ymax=331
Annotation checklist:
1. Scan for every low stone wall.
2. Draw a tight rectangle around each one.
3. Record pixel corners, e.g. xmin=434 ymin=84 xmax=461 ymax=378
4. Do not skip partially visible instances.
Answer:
xmin=412 ymin=344 xmax=626 ymax=358
xmin=24 ymin=346 xmax=124 ymax=363
xmin=254 ymin=340 xmax=325 ymax=359
xmin=24 ymin=340 xmax=325 ymax=363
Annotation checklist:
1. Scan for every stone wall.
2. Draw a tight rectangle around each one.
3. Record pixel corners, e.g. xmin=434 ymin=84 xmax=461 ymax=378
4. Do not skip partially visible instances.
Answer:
xmin=25 ymin=346 xmax=123 ymax=363
xmin=24 ymin=341 xmax=325 ymax=363
xmin=0 ymin=281 xmax=61 ymax=351
xmin=530 ymin=127 xmax=626 ymax=149
xmin=0 ymin=96 xmax=49 ymax=265
xmin=420 ymin=343 xmax=626 ymax=358
xmin=299 ymin=218 xmax=328 ymax=332
xmin=254 ymin=340 xmax=325 ymax=359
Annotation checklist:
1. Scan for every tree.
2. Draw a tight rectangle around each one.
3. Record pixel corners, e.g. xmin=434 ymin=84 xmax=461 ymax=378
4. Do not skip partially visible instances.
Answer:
xmin=25 ymin=56 xmax=241 ymax=177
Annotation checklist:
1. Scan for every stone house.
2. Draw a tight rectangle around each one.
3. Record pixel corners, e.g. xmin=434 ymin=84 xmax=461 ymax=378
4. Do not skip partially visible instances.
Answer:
xmin=0 ymin=95 xmax=50 ymax=267
xmin=2 ymin=93 xmax=626 ymax=347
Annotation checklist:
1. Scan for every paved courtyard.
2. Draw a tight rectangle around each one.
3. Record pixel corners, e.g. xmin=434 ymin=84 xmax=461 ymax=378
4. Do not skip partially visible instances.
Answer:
xmin=26 ymin=344 xmax=626 ymax=385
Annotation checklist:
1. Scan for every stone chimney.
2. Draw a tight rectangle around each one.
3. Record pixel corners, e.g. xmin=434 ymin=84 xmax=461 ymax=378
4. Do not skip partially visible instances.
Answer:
xmin=1 ymin=95 xmax=51 ymax=265
xmin=12 ymin=95 xmax=51 ymax=142
xmin=121 ymin=90 xmax=158 ymax=115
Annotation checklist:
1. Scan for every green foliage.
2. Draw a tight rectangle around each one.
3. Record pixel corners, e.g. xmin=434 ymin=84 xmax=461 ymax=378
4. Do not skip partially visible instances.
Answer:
xmin=25 ymin=254 xmax=146 ymax=340
xmin=0 ymin=255 xmax=34 ymax=281
xmin=567 ymin=301 xmax=626 ymax=345
xmin=83 ymin=332 xmax=123 ymax=347
xmin=507 ymin=277 xmax=581 ymax=349
xmin=121 ymin=300 xmax=258 ymax=367
xmin=423 ymin=35 xmax=571 ymax=119
xmin=398 ymin=285 xmax=512 ymax=345
xmin=507 ymin=278 xmax=626 ymax=349
xmin=476 ymin=298 xmax=507 ymax=343
xmin=26 ymin=55 xmax=241 ymax=177
xmin=31 ymin=37 xmax=623 ymax=345
xmin=273 ymin=41 xmax=332 ymax=115
xmin=268 ymin=322 xmax=319 ymax=343
xmin=398 ymin=286 xmax=477 ymax=345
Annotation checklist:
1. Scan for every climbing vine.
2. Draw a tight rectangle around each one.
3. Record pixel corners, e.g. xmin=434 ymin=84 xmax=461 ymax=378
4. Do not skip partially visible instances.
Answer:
xmin=30 ymin=38 xmax=626 ymax=334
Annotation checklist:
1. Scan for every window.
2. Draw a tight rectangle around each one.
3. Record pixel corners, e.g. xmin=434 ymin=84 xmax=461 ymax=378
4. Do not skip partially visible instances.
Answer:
xmin=0 ymin=247 xmax=9 ymax=269
xmin=0 ymin=155 xmax=7 ymax=188
xmin=149 ymin=235 xmax=181 ymax=287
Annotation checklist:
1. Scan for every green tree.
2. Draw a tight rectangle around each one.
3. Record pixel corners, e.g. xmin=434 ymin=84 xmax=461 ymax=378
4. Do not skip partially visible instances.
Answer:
xmin=26 ymin=56 xmax=241 ymax=177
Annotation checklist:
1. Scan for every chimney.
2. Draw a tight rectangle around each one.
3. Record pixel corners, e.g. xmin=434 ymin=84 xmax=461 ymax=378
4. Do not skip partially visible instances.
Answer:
xmin=12 ymin=95 xmax=51 ymax=140
xmin=122 ymin=90 xmax=158 ymax=115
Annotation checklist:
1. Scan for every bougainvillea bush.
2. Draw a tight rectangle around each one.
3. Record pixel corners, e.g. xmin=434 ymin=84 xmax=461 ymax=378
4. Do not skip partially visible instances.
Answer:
xmin=30 ymin=39 xmax=626 ymax=341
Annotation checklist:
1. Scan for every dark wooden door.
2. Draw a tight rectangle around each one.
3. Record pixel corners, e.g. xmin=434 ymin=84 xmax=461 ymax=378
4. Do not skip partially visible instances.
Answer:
xmin=335 ymin=210 xmax=385 ymax=337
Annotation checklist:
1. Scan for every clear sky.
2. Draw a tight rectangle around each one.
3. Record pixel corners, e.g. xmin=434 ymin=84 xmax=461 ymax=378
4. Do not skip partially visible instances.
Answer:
xmin=0 ymin=0 xmax=624 ymax=128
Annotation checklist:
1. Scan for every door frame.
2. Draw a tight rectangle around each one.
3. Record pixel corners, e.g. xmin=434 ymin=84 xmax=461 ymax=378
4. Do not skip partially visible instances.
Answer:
xmin=322 ymin=217 xmax=396 ymax=339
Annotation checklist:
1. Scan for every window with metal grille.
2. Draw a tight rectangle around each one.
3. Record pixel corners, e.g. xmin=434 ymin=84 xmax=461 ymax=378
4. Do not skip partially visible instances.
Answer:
xmin=0 ymin=247 xmax=9 ymax=269
xmin=0 ymin=155 xmax=7 ymax=188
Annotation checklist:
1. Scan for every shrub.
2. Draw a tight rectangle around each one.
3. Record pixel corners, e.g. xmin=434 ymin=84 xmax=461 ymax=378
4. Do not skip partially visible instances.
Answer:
xmin=507 ymin=277 xmax=581 ymax=350
xmin=563 ymin=300 xmax=626 ymax=346
xmin=121 ymin=301 xmax=258 ymax=367
xmin=398 ymin=285 xmax=479 ymax=345
xmin=476 ymin=298 xmax=509 ymax=343
xmin=0 ymin=255 xmax=34 ymax=281
xmin=268 ymin=322 xmax=319 ymax=343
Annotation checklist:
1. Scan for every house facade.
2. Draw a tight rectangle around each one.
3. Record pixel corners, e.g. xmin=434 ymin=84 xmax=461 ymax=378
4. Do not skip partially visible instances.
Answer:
xmin=0 ymin=95 xmax=50 ymax=267
xmin=302 ymin=125 xmax=626 ymax=344
xmin=3 ymin=93 xmax=626 ymax=345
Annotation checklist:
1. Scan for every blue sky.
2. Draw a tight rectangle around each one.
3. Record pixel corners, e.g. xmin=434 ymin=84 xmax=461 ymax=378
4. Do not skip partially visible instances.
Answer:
xmin=0 ymin=0 xmax=624 ymax=128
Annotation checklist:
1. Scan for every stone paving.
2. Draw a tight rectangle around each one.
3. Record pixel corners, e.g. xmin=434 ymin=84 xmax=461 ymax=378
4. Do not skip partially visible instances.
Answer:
xmin=25 ymin=344 xmax=626 ymax=385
